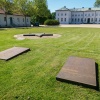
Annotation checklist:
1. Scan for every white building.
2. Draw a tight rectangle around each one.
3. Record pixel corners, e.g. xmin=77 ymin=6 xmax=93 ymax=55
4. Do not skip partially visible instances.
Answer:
xmin=56 ymin=6 xmax=100 ymax=24
xmin=0 ymin=9 xmax=31 ymax=27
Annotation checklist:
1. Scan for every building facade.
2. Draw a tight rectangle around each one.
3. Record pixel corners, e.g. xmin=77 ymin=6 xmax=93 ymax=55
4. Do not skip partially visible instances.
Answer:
xmin=56 ymin=6 xmax=100 ymax=24
xmin=0 ymin=9 xmax=31 ymax=27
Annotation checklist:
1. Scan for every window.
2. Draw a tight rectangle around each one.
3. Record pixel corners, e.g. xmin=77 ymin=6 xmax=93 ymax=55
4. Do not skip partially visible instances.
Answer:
xmin=61 ymin=13 xmax=63 ymax=16
xmin=78 ymin=14 xmax=80 ymax=16
xmin=99 ymin=18 xmax=100 ymax=21
xmin=85 ymin=18 xmax=86 ymax=21
xmin=88 ymin=14 xmax=90 ymax=16
xmin=92 ymin=14 xmax=94 ymax=16
xmin=61 ymin=18 xmax=63 ymax=21
xmin=58 ymin=18 xmax=59 ymax=21
xmin=27 ymin=19 xmax=28 ymax=22
xmin=4 ymin=17 xmax=6 ymax=21
xmin=81 ymin=18 xmax=83 ymax=22
xmin=65 ymin=13 xmax=66 ymax=16
xmin=72 ymin=18 xmax=73 ymax=22
xmin=23 ymin=18 xmax=24 ymax=22
xmin=96 ymin=14 xmax=98 ymax=16
xmin=75 ymin=18 xmax=76 ymax=22
xmin=17 ymin=18 xmax=20 ymax=22
xmin=95 ymin=18 xmax=97 ymax=21
xmin=78 ymin=18 xmax=80 ymax=22
xmin=58 ymin=14 xmax=59 ymax=16
xmin=85 ymin=14 xmax=87 ymax=16
xmin=91 ymin=18 xmax=93 ymax=22
xmin=64 ymin=18 xmax=66 ymax=21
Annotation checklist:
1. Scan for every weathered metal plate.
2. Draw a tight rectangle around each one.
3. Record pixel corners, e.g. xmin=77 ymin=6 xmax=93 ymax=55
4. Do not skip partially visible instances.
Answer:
xmin=56 ymin=56 xmax=98 ymax=90
xmin=23 ymin=34 xmax=35 ymax=36
xmin=43 ymin=34 xmax=53 ymax=36
xmin=0 ymin=47 xmax=30 ymax=61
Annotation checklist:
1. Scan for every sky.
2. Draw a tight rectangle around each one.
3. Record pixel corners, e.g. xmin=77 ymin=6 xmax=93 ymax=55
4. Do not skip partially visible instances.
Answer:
xmin=47 ymin=0 xmax=96 ymax=12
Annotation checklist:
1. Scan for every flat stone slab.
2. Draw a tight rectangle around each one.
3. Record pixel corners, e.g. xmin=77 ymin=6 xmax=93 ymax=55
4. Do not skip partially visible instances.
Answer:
xmin=0 ymin=47 xmax=30 ymax=61
xmin=56 ymin=56 xmax=98 ymax=90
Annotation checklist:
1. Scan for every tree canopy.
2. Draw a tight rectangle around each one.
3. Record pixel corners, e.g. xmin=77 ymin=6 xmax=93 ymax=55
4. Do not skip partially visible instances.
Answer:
xmin=0 ymin=0 xmax=53 ymax=24
xmin=0 ymin=0 xmax=14 ymax=14
xmin=94 ymin=0 xmax=100 ymax=7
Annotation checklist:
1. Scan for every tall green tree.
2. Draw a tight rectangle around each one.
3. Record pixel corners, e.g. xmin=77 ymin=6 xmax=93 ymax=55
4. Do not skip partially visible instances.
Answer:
xmin=32 ymin=0 xmax=51 ymax=24
xmin=0 ymin=0 xmax=14 ymax=26
xmin=51 ymin=12 xmax=56 ymax=19
xmin=13 ymin=0 xmax=34 ymax=26
xmin=94 ymin=0 xmax=100 ymax=7
xmin=0 ymin=0 xmax=14 ymax=14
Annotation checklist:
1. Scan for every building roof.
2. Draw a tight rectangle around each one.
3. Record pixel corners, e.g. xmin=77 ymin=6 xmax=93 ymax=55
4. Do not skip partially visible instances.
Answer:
xmin=0 ymin=9 xmax=5 ymax=14
xmin=0 ymin=9 xmax=30 ymax=17
xmin=56 ymin=6 xmax=70 ymax=11
xmin=56 ymin=6 xmax=100 ymax=12
xmin=70 ymin=7 xmax=100 ymax=11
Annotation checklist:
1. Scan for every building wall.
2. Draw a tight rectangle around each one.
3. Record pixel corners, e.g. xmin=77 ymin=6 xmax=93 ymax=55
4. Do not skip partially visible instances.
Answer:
xmin=0 ymin=14 xmax=6 ymax=27
xmin=56 ymin=11 xmax=71 ymax=24
xmin=56 ymin=10 xmax=100 ymax=24
xmin=0 ymin=14 xmax=31 ymax=27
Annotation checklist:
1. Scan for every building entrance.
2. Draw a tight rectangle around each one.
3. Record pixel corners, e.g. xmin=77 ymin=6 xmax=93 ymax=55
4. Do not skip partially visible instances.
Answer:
xmin=10 ymin=17 xmax=13 ymax=25
xmin=87 ymin=18 xmax=90 ymax=24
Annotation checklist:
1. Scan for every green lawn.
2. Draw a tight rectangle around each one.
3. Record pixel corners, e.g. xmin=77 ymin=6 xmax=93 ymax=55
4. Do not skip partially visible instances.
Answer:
xmin=0 ymin=27 xmax=100 ymax=100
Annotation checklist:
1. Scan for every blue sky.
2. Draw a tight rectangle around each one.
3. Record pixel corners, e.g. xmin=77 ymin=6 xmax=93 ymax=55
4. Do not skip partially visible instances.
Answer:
xmin=47 ymin=0 xmax=96 ymax=12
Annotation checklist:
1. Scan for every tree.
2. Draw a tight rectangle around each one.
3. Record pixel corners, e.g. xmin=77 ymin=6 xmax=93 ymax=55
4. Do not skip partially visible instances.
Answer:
xmin=51 ymin=12 xmax=56 ymax=19
xmin=32 ymin=0 xmax=51 ymax=24
xmin=94 ymin=0 xmax=100 ymax=7
xmin=13 ymin=0 xmax=34 ymax=26
xmin=0 ymin=0 xmax=14 ymax=26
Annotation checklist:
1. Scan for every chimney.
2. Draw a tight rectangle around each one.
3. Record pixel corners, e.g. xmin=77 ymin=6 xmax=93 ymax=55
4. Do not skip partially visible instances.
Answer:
xmin=64 ymin=6 xmax=66 ymax=8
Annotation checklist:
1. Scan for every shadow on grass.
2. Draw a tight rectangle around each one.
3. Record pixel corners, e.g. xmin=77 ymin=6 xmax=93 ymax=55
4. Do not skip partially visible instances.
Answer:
xmin=95 ymin=63 xmax=99 ymax=91
xmin=15 ymin=27 xmax=33 ymax=29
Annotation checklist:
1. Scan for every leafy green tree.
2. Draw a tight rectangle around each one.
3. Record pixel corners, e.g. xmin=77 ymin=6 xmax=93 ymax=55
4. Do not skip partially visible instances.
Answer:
xmin=94 ymin=0 xmax=100 ymax=7
xmin=51 ymin=12 xmax=56 ymax=19
xmin=0 ymin=0 xmax=14 ymax=14
xmin=0 ymin=0 xmax=14 ymax=26
xmin=32 ymin=0 xmax=51 ymax=24
xmin=13 ymin=0 xmax=34 ymax=26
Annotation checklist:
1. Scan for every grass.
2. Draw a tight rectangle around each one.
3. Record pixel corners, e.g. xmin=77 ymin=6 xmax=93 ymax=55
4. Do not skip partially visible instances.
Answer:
xmin=0 ymin=27 xmax=100 ymax=100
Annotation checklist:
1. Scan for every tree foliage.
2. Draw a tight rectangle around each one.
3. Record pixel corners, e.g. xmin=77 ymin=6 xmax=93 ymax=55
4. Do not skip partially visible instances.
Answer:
xmin=0 ymin=0 xmax=14 ymax=14
xmin=0 ymin=0 xmax=53 ymax=24
xmin=32 ymin=0 xmax=51 ymax=24
xmin=94 ymin=0 xmax=100 ymax=7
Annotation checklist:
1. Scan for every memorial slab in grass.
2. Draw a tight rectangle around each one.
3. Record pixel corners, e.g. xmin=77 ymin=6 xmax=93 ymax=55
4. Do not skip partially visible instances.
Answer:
xmin=0 ymin=47 xmax=30 ymax=61
xmin=56 ymin=56 xmax=98 ymax=90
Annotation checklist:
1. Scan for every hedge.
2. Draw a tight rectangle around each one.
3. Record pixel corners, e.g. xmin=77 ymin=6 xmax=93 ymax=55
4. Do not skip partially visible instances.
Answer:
xmin=44 ymin=19 xmax=59 ymax=25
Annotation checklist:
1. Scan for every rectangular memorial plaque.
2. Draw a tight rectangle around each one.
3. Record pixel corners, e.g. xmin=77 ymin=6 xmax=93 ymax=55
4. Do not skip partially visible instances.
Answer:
xmin=0 ymin=47 xmax=30 ymax=61
xmin=56 ymin=56 xmax=98 ymax=90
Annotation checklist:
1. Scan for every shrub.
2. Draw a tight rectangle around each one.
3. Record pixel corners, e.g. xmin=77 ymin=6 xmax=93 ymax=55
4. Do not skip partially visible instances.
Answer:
xmin=44 ymin=19 xmax=59 ymax=25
